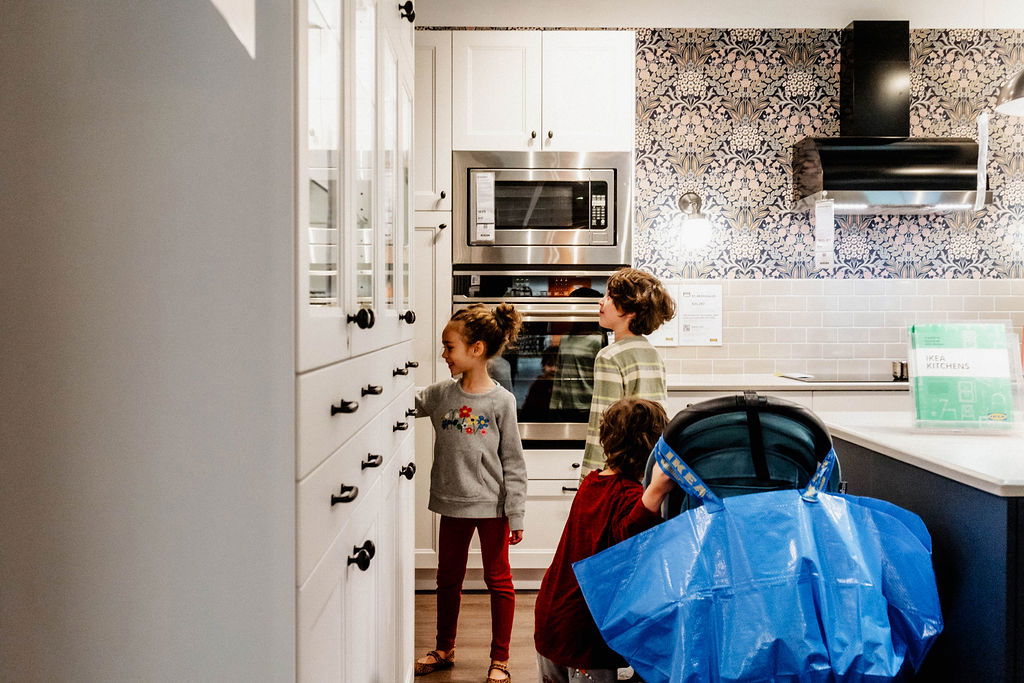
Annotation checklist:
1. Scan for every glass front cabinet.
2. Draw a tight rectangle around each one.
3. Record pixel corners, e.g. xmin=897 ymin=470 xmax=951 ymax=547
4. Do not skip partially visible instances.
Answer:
xmin=298 ymin=0 xmax=416 ymax=371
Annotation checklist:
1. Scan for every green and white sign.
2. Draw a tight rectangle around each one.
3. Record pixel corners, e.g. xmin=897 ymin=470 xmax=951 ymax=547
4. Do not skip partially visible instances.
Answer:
xmin=910 ymin=323 xmax=1015 ymax=427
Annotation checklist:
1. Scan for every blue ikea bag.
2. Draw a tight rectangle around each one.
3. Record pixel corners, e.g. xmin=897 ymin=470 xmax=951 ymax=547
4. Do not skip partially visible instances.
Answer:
xmin=573 ymin=437 xmax=943 ymax=683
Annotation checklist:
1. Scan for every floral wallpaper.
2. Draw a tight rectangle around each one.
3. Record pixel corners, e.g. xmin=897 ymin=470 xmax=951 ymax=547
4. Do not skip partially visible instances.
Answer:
xmin=634 ymin=28 xmax=1024 ymax=278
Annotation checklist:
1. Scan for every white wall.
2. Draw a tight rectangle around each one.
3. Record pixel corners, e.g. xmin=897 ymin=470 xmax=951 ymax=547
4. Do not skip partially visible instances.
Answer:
xmin=416 ymin=0 xmax=1024 ymax=29
xmin=0 ymin=1 xmax=295 ymax=680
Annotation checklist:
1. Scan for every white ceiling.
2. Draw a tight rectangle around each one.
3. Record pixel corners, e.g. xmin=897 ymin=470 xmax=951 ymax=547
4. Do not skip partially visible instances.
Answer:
xmin=416 ymin=0 xmax=1024 ymax=29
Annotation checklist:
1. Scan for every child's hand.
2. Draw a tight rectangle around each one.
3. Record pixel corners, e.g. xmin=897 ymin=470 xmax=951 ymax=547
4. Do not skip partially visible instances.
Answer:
xmin=509 ymin=529 xmax=524 ymax=545
xmin=641 ymin=462 xmax=677 ymax=515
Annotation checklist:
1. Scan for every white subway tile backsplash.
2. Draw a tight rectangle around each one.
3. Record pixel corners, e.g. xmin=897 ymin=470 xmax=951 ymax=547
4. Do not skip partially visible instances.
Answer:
xmin=869 ymin=296 xmax=901 ymax=311
xmin=759 ymin=311 xmax=792 ymax=327
xmin=743 ymin=359 xmax=776 ymax=374
xmin=790 ymin=312 xmax=823 ymax=327
xmin=660 ymin=280 xmax=1023 ymax=375
xmin=853 ymin=311 xmax=886 ymax=328
xmin=744 ymin=327 xmax=777 ymax=343
xmin=838 ymin=296 xmax=871 ymax=311
xmin=712 ymin=360 xmax=745 ymax=374
xmin=776 ymin=327 xmax=807 ymax=343
xmin=917 ymin=280 xmax=949 ymax=295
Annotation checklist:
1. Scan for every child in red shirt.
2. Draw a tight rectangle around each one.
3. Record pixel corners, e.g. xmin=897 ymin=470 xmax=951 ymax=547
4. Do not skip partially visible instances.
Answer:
xmin=534 ymin=397 xmax=676 ymax=682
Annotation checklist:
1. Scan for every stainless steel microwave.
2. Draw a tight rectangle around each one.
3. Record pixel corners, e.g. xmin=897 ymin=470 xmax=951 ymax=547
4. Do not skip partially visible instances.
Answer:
xmin=452 ymin=151 xmax=633 ymax=266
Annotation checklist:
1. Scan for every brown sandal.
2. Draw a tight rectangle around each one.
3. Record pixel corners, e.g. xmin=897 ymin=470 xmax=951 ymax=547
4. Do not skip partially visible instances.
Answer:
xmin=414 ymin=649 xmax=455 ymax=676
xmin=484 ymin=661 xmax=511 ymax=683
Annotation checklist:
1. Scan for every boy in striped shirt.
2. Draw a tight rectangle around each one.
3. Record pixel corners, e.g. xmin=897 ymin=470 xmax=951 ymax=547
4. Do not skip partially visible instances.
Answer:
xmin=581 ymin=268 xmax=677 ymax=476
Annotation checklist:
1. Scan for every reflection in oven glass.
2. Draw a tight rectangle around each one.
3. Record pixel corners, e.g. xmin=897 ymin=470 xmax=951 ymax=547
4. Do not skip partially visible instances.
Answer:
xmin=498 ymin=319 xmax=610 ymax=423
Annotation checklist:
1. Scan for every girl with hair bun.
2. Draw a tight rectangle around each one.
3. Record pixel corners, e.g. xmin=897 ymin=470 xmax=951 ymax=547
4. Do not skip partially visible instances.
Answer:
xmin=413 ymin=302 xmax=527 ymax=683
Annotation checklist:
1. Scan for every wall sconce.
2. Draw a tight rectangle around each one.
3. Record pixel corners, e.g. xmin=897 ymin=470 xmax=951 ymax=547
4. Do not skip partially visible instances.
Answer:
xmin=676 ymin=192 xmax=712 ymax=249
xmin=995 ymin=68 xmax=1024 ymax=115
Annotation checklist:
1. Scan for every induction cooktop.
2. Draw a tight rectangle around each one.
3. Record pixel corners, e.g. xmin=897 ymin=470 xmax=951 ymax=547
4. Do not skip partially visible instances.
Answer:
xmin=780 ymin=373 xmax=908 ymax=383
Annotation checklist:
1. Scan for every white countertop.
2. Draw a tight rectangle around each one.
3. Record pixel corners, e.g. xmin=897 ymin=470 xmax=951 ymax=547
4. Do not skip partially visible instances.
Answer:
xmin=821 ymin=410 xmax=1024 ymax=497
xmin=667 ymin=373 xmax=910 ymax=392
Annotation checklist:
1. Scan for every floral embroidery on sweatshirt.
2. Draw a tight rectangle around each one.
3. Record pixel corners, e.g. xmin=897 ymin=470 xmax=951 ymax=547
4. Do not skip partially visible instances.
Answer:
xmin=441 ymin=405 xmax=491 ymax=435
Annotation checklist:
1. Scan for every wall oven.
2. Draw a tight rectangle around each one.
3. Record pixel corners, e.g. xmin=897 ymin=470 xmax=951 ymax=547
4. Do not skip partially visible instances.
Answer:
xmin=452 ymin=269 xmax=619 ymax=441
xmin=452 ymin=151 xmax=633 ymax=266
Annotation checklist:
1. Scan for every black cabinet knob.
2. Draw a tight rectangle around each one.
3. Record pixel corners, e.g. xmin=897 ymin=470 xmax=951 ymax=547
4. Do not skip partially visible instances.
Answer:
xmin=330 ymin=399 xmax=359 ymax=416
xmin=405 ymin=360 xmax=419 ymax=368
xmin=347 ymin=541 xmax=374 ymax=571
xmin=400 ymin=462 xmax=417 ymax=480
xmin=398 ymin=0 xmax=414 ymax=22
xmin=361 ymin=384 xmax=383 ymax=396
xmin=405 ymin=407 xmax=417 ymax=417
xmin=393 ymin=366 xmax=409 ymax=376
xmin=347 ymin=307 xmax=375 ymax=329
xmin=561 ymin=486 xmax=578 ymax=493
xmin=531 ymin=130 xmax=537 ymax=139
xmin=439 ymin=190 xmax=446 ymax=199
xmin=331 ymin=484 xmax=359 ymax=506
xmin=547 ymin=130 xmax=554 ymax=139
xmin=571 ymin=462 xmax=581 ymax=469
xmin=361 ymin=453 xmax=383 ymax=469
xmin=399 ymin=310 xmax=416 ymax=324
xmin=393 ymin=421 xmax=409 ymax=432
xmin=356 ymin=539 xmax=376 ymax=559
xmin=437 ymin=223 xmax=447 ymax=230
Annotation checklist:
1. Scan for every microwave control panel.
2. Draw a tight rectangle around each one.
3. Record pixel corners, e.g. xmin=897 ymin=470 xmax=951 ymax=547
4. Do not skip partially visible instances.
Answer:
xmin=591 ymin=193 xmax=607 ymax=227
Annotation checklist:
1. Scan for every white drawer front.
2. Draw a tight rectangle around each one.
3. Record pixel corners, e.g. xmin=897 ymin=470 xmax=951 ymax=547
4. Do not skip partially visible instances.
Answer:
xmin=297 ymin=347 xmax=405 ymax=479
xmin=297 ymin=414 xmax=385 ymax=586
xmin=381 ymin=386 xmax=417 ymax=457
xmin=523 ymin=448 xmax=584 ymax=480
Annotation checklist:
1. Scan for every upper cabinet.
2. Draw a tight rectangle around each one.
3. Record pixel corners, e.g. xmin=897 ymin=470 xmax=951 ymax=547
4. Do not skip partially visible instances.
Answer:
xmin=297 ymin=0 xmax=417 ymax=372
xmin=414 ymin=31 xmax=452 ymax=211
xmin=452 ymin=30 xmax=635 ymax=152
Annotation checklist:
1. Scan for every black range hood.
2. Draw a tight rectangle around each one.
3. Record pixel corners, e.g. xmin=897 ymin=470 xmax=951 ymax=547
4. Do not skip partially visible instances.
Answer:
xmin=792 ymin=21 xmax=991 ymax=214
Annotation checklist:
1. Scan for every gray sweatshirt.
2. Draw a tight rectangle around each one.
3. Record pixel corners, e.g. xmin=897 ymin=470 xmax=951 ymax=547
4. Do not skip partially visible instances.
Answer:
xmin=415 ymin=379 xmax=527 ymax=530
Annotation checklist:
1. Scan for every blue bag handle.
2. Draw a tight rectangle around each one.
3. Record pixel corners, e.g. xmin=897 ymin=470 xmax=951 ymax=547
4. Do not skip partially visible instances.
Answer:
xmin=652 ymin=436 xmax=838 ymax=512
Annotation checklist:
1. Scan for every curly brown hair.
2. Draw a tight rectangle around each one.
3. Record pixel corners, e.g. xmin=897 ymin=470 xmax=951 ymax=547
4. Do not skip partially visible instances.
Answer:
xmin=449 ymin=302 xmax=522 ymax=359
xmin=600 ymin=398 xmax=668 ymax=481
xmin=605 ymin=267 xmax=676 ymax=336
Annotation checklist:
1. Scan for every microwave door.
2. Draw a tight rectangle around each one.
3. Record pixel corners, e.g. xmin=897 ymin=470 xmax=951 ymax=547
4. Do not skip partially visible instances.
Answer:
xmin=470 ymin=169 xmax=593 ymax=247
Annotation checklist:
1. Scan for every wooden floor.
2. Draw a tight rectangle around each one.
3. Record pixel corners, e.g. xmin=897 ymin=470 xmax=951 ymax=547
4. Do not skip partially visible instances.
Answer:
xmin=414 ymin=591 xmax=541 ymax=683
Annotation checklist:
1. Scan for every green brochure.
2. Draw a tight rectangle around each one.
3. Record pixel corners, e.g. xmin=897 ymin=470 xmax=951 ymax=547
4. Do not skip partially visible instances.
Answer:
xmin=909 ymin=323 xmax=1015 ymax=427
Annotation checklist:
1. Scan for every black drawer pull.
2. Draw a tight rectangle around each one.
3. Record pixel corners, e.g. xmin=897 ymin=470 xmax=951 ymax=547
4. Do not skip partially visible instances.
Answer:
xmin=347 ymin=541 xmax=375 ymax=571
xmin=346 ymin=307 xmax=375 ymax=329
xmin=398 ymin=1 xmax=414 ymax=23
xmin=405 ymin=360 xmax=419 ymax=368
xmin=400 ymin=462 xmax=416 ymax=480
xmin=361 ymin=384 xmax=383 ymax=396
xmin=330 ymin=399 xmax=359 ymax=416
xmin=405 ymin=408 xmax=417 ymax=417
xmin=331 ymin=484 xmax=359 ymax=506
xmin=393 ymin=421 xmax=409 ymax=431
xmin=571 ymin=463 xmax=581 ymax=469
xmin=361 ymin=453 xmax=383 ymax=469
xmin=393 ymin=366 xmax=409 ymax=376
xmin=355 ymin=539 xmax=376 ymax=559
xmin=561 ymin=486 xmax=578 ymax=493
xmin=399 ymin=310 xmax=416 ymax=324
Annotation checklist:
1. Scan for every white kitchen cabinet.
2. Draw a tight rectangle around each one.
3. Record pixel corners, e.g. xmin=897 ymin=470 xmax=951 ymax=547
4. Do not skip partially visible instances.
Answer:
xmin=296 ymin=0 xmax=416 ymax=679
xmin=298 ymin=0 xmax=418 ymax=371
xmin=452 ymin=31 xmax=635 ymax=152
xmin=414 ymin=31 xmax=452 ymax=211
xmin=541 ymin=31 xmax=636 ymax=151
xmin=410 ymin=213 xmax=452 ymax=572
xmin=810 ymin=390 xmax=911 ymax=413
xmin=452 ymin=31 xmax=542 ymax=151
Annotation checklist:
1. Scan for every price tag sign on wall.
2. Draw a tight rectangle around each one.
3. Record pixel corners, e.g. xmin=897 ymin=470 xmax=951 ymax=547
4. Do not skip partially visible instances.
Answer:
xmin=814 ymin=199 xmax=836 ymax=270
xmin=676 ymin=284 xmax=722 ymax=346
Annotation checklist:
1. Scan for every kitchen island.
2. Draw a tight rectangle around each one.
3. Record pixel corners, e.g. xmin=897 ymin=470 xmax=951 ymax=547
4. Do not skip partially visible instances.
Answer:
xmin=820 ymin=411 xmax=1024 ymax=682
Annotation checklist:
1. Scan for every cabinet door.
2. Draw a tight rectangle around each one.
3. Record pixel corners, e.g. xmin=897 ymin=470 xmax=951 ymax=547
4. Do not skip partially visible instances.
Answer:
xmin=397 ymin=71 xmax=416 ymax=342
xmin=412 ymin=213 xmax=452 ymax=386
xmin=298 ymin=0 xmax=350 ymax=372
xmin=379 ymin=440 xmax=416 ymax=682
xmin=452 ymin=31 xmax=542 ymax=151
xmin=541 ymin=31 xmax=636 ymax=152
xmin=414 ymin=31 xmax=452 ymax=211
xmin=395 ymin=438 xmax=417 ymax=682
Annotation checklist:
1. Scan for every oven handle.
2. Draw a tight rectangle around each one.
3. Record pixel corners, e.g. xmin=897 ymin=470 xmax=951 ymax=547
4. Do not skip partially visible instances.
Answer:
xmin=452 ymin=304 xmax=599 ymax=320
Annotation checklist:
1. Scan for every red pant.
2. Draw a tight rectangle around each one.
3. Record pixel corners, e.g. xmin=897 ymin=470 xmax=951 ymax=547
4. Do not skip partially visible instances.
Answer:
xmin=435 ymin=515 xmax=515 ymax=661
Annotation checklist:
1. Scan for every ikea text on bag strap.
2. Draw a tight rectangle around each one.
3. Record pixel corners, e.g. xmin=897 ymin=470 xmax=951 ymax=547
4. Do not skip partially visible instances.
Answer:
xmin=652 ymin=437 xmax=839 ymax=510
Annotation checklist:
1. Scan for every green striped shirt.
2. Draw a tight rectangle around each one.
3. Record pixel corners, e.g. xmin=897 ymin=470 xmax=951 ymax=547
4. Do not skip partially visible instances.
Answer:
xmin=581 ymin=335 xmax=667 ymax=472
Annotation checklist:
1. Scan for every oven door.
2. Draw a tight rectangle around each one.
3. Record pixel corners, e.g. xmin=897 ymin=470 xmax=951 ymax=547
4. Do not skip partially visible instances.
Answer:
xmin=453 ymin=301 xmax=610 ymax=441
xmin=468 ymin=169 xmax=614 ymax=247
